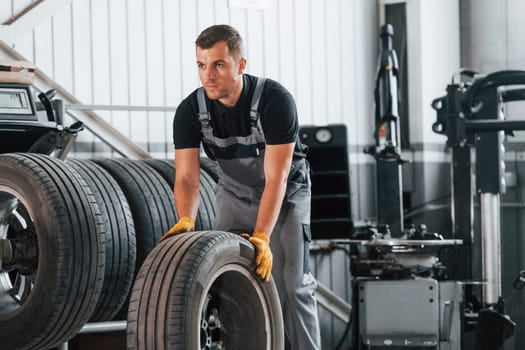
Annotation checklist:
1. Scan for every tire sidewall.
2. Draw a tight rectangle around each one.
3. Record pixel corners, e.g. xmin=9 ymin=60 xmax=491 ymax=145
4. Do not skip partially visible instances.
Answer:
xmin=183 ymin=234 xmax=283 ymax=350
xmin=0 ymin=164 xmax=58 ymax=323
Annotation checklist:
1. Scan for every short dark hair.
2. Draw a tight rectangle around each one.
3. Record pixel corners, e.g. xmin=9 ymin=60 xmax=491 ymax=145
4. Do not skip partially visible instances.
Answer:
xmin=195 ymin=24 xmax=244 ymax=58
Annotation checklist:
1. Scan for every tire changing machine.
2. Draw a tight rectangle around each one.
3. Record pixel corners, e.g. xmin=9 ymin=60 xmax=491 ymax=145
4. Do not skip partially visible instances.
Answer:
xmin=342 ymin=25 xmax=525 ymax=350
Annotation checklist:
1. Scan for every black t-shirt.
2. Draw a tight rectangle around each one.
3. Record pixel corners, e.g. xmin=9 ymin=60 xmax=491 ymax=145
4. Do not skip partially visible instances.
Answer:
xmin=173 ymin=74 xmax=306 ymax=159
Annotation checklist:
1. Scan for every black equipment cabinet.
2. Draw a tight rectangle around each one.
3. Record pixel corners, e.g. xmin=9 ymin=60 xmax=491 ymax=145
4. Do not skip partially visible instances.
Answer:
xmin=299 ymin=124 xmax=353 ymax=239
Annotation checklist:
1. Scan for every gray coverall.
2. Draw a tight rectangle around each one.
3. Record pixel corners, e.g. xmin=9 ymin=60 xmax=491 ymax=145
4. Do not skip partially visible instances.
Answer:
xmin=196 ymin=78 xmax=321 ymax=349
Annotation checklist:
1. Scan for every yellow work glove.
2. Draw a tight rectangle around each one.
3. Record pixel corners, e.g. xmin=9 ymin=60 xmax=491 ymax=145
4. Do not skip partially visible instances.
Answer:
xmin=159 ymin=216 xmax=195 ymax=242
xmin=241 ymin=232 xmax=273 ymax=281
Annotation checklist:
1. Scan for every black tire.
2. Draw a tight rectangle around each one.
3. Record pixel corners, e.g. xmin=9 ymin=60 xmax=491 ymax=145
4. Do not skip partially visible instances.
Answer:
xmin=127 ymin=231 xmax=284 ymax=350
xmin=142 ymin=158 xmax=216 ymax=230
xmin=200 ymin=156 xmax=219 ymax=183
xmin=67 ymin=158 xmax=137 ymax=322
xmin=92 ymin=158 xmax=177 ymax=269
xmin=198 ymin=170 xmax=216 ymax=230
xmin=0 ymin=153 xmax=105 ymax=350
xmin=142 ymin=158 xmax=175 ymax=186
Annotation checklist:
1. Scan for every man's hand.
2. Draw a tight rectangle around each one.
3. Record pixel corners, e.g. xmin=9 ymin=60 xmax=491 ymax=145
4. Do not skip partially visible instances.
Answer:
xmin=242 ymin=232 xmax=273 ymax=281
xmin=159 ymin=216 xmax=195 ymax=242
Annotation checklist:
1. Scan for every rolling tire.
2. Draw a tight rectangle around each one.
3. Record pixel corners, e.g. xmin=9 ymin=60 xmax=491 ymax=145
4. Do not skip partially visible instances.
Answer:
xmin=67 ymin=158 xmax=136 ymax=322
xmin=0 ymin=153 xmax=105 ymax=350
xmin=127 ymin=231 xmax=284 ymax=350
xmin=92 ymin=158 xmax=177 ymax=269
xmin=142 ymin=158 xmax=216 ymax=230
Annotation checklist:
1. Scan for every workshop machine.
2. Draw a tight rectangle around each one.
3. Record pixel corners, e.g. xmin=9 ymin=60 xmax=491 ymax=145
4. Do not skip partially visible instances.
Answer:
xmin=0 ymin=61 xmax=82 ymax=156
xmin=347 ymin=25 xmax=525 ymax=349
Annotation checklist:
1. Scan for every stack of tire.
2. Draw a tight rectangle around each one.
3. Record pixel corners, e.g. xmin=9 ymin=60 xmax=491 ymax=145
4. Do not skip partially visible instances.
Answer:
xmin=0 ymin=153 xmax=283 ymax=350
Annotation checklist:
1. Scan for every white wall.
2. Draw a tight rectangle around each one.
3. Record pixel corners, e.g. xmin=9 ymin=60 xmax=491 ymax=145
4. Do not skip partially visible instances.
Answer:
xmin=0 ymin=0 xmax=378 ymax=159
xmin=406 ymin=0 xmax=460 ymax=146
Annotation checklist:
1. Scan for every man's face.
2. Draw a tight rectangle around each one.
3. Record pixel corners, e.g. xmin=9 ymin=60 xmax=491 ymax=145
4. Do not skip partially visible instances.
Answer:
xmin=196 ymin=41 xmax=246 ymax=105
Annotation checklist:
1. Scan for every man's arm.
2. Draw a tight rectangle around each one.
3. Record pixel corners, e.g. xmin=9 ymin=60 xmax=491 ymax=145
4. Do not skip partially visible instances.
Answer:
xmin=254 ymin=142 xmax=295 ymax=236
xmin=174 ymin=148 xmax=201 ymax=218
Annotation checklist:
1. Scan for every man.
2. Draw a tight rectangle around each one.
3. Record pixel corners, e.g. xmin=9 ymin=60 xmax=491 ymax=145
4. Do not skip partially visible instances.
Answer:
xmin=161 ymin=24 xmax=320 ymax=349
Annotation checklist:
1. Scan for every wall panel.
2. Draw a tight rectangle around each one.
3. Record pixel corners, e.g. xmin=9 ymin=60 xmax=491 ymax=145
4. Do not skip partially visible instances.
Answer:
xmin=276 ymin=0 xmax=295 ymax=92
xmin=294 ymin=0 xmax=314 ymax=125
xmin=3 ymin=0 xmax=375 ymax=159
xmin=261 ymin=0 xmax=279 ymax=80
xmin=310 ymin=0 xmax=327 ymax=125
xmin=51 ymin=5 xmax=73 ymax=91
xmin=326 ymin=0 xmax=343 ymax=125
xmin=91 ymin=1 xmax=111 ymax=106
